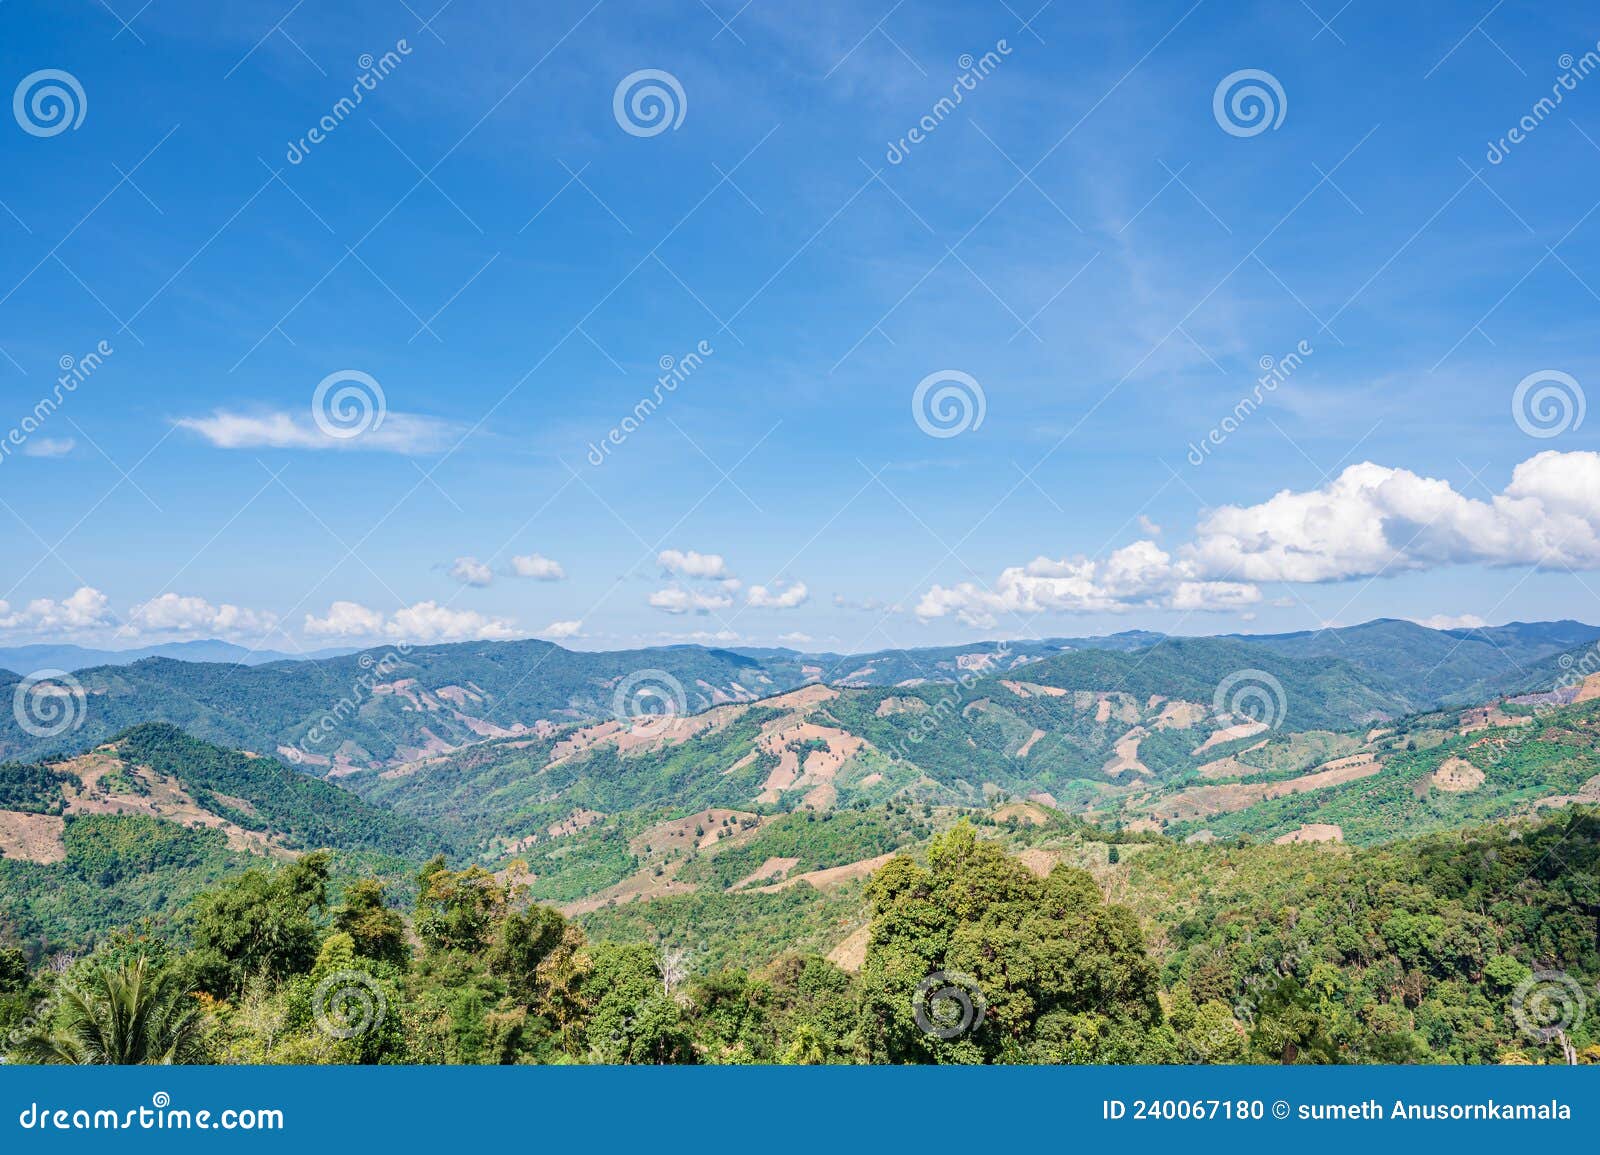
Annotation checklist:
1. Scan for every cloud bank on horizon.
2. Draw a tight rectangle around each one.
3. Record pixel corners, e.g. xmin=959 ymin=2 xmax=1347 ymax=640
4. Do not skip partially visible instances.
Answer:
xmin=6 ymin=450 xmax=1597 ymax=650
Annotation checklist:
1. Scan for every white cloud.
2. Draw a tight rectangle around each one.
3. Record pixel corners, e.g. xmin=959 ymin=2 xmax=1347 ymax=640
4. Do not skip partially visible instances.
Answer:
xmin=304 ymin=601 xmax=387 ymax=638
xmin=1414 ymin=613 xmax=1489 ymax=630
xmin=918 ymin=451 xmax=1600 ymax=625
xmin=1189 ymin=451 xmax=1600 ymax=581
xmin=22 ymin=437 xmax=75 ymax=458
xmin=648 ymin=586 xmax=735 ymax=615
xmin=776 ymin=632 xmax=813 ymax=644
xmin=0 ymin=586 xmax=116 ymax=633
xmin=540 ymin=619 xmax=584 ymax=639
xmin=450 ymin=556 xmax=494 ymax=587
xmin=658 ymin=549 xmax=730 ymax=579
xmin=916 ymin=542 xmax=1259 ymax=627
xmin=388 ymin=601 xmax=516 ymax=642
xmin=176 ymin=410 xmax=456 ymax=454
xmin=1138 ymin=515 xmax=1162 ymax=537
xmin=511 ymin=553 xmax=566 ymax=581
xmin=304 ymin=599 xmax=518 ymax=642
xmin=746 ymin=581 xmax=810 ymax=609
xmin=128 ymin=593 xmax=278 ymax=637
xmin=657 ymin=629 xmax=741 ymax=643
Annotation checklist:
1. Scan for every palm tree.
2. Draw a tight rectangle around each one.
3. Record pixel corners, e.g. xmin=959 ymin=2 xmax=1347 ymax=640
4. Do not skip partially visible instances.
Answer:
xmin=11 ymin=955 xmax=206 ymax=1065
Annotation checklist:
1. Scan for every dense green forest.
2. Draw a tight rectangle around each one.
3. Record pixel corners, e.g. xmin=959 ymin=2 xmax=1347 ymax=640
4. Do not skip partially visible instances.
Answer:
xmin=4 ymin=814 xmax=1598 ymax=1065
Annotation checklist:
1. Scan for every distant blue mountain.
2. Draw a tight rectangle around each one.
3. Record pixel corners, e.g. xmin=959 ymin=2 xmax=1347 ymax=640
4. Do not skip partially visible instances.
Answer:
xmin=0 ymin=639 xmax=356 ymax=674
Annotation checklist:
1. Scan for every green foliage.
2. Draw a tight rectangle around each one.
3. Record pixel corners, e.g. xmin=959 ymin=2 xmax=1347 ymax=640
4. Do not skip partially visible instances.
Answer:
xmin=678 ymin=810 xmax=913 ymax=889
xmin=0 ymin=762 xmax=78 ymax=814
xmin=0 ymin=815 xmax=247 ymax=952
xmin=858 ymin=823 xmax=1170 ymax=1063
xmin=414 ymin=857 xmax=508 ymax=955
xmin=1128 ymin=809 xmax=1600 ymax=1063
xmin=332 ymin=879 xmax=410 ymax=968
xmin=186 ymin=851 xmax=332 ymax=995
xmin=113 ymin=723 xmax=447 ymax=858
xmin=10 ymin=953 xmax=207 ymax=1064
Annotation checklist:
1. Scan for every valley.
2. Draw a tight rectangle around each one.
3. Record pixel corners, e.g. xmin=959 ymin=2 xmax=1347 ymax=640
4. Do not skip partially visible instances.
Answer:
xmin=3 ymin=618 xmax=1600 ymax=1065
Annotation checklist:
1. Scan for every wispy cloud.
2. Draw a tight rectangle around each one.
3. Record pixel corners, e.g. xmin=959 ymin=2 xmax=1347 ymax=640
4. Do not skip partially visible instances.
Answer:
xmin=176 ymin=409 xmax=459 ymax=454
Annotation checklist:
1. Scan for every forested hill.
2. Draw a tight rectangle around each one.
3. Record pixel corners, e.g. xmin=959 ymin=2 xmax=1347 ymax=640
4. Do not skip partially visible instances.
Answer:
xmin=0 ymin=620 xmax=1593 ymax=772
xmin=0 ymin=723 xmax=446 ymax=861
xmin=1234 ymin=618 xmax=1600 ymax=708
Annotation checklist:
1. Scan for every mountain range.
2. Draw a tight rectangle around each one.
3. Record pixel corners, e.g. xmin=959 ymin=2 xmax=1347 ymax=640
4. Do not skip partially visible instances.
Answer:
xmin=2 ymin=618 xmax=1595 ymax=771
xmin=4 ymin=616 xmax=1600 ymax=952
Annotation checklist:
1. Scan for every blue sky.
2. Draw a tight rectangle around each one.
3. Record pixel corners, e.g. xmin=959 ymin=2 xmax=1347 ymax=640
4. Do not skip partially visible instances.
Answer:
xmin=1 ymin=0 xmax=1598 ymax=654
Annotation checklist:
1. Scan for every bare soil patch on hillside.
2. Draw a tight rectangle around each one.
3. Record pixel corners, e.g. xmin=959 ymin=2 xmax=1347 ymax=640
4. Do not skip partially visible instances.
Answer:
xmin=60 ymin=751 xmax=291 ymax=858
xmin=826 ymin=923 xmax=872 ymax=972
xmin=1192 ymin=720 xmax=1269 ymax=755
xmin=0 ymin=810 xmax=66 ymax=863
xmin=1102 ymin=727 xmax=1151 ymax=778
xmin=1274 ymin=823 xmax=1344 ymax=844
xmin=1430 ymin=757 xmax=1486 ymax=793
xmin=754 ymin=853 xmax=896 ymax=893
xmin=1150 ymin=757 xmax=1383 ymax=822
